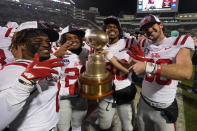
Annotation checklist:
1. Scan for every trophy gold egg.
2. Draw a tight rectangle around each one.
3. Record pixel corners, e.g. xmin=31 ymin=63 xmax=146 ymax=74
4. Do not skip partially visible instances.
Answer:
xmin=85 ymin=29 xmax=109 ymax=50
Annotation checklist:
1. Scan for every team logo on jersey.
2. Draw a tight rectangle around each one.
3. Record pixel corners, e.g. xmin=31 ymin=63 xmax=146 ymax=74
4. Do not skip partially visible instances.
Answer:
xmin=74 ymin=62 xmax=82 ymax=66
xmin=144 ymin=48 xmax=149 ymax=55
xmin=151 ymin=53 xmax=160 ymax=58
xmin=62 ymin=59 xmax=70 ymax=66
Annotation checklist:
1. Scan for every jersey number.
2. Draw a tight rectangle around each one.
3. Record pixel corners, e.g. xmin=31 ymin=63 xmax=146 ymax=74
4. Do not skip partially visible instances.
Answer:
xmin=145 ymin=58 xmax=172 ymax=85
xmin=64 ymin=68 xmax=79 ymax=87
xmin=106 ymin=62 xmax=128 ymax=80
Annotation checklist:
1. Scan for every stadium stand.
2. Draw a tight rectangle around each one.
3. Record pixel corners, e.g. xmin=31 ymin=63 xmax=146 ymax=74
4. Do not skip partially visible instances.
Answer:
xmin=1 ymin=0 xmax=197 ymax=36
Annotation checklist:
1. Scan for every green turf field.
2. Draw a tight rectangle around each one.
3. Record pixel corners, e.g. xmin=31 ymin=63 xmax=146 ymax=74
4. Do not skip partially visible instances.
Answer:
xmin=180 ymin=51 xmax=197 ymax=131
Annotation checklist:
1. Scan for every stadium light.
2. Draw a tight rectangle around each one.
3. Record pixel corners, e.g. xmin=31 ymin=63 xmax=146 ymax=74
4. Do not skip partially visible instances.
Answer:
xmin=12 ymin=0 xmax=20 ymax=2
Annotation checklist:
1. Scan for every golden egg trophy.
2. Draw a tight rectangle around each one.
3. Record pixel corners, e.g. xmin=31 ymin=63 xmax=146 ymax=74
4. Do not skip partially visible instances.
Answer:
xmin=78 ymin=29 xmax=113 ymax=99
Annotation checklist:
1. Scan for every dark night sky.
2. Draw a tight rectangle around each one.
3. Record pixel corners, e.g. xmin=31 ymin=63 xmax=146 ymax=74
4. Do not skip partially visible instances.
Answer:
xmin=73 ymin=0 xmax=197 ymax=16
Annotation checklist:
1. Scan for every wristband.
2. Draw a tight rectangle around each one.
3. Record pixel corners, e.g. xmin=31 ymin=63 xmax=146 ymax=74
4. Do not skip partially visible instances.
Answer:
xmin=106 ymin=52 xmax=114 ymax=61
xmin=156 ymin=64 xmax=162 ymax=75
xmin=18 ymin=76 xmax=36 ymax=88
xmin=145 ymin=62 xmax=156 ymax=74
xmin=154 ymin=63 xmax=158 ymax=74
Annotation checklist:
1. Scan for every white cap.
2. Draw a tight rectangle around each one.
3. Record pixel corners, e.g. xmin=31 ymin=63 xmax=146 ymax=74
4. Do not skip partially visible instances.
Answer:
xmin=16 ymin=21 xmax=38 ymax=32
xmin=16 ymin=21 xmax=59 ymax=42
xmin=6 ymin=22 xmax=19 ymax=29
xmin=59 ymin=26 xmax=69 ymax=36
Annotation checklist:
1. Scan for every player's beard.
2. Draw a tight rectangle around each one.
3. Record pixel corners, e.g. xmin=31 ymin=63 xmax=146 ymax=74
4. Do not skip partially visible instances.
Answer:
xmin=69 ymin=46 xmax=82 ymax=55
xmin=149 ymin=29 xmax=161 ymax=43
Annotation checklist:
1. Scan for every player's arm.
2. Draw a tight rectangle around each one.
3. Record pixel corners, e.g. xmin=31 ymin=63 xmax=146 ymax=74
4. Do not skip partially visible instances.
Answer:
xmin=0 ymin=81 xmax=34 ymax=130
xmin=160 ymin=48 xmax=192 ymax=80
xmin=109 ymin=56 xmax=129 ymax=73
xmin=129 ymin=48 xmax=192 ymax=80
xmin=102 ymin=50 xmax=129 ymax=73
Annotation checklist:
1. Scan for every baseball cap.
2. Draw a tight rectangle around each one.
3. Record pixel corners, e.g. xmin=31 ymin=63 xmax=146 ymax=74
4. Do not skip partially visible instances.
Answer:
xmin=16 ymin=21 xmax=59 ymax=42
xmin=140 ymin=15 xmax=161 ymax=31
xmin=104 ymin=16 xmax=121 ymax=28
xmin=61 ymin=25 xmax=85 ymax=38
xmin=6 ymin=22 xmax=19 ymax=29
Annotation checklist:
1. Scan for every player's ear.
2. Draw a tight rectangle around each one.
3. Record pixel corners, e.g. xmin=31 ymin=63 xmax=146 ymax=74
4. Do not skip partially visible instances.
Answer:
xmin=159 ymin=23 xmax=164 ymax=30
xmin=11 ymin=44 xmax=24 ymax=58
xmin=19 ymin=43 xmax=27 ymax=50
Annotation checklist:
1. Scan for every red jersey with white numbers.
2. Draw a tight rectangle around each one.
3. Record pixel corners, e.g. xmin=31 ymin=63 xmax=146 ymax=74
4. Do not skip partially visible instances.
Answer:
xmin=59 ymin=48 xmax=89 ymax=96
xmin=141 ymin=35 xmax=194 ymax=103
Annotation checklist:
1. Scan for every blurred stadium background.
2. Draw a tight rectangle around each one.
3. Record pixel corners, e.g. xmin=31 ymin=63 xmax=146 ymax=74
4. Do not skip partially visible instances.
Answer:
xmin=1 ymin=0 xmax=197 ymax=37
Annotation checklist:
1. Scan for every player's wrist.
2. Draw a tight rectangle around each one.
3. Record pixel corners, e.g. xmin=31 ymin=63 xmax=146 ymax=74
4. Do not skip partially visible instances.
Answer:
xmin=145 ymin=62 xmax=162 ymax=75
xmin=106 ymin=52 xmax=114 ymax=61
xmin=145 ymin=62 xmax=156 ymax=74
xmin=18 ymin=76 xmax=36 ymax=88
xmin=156 ymin=64 xmax=162 ymax=75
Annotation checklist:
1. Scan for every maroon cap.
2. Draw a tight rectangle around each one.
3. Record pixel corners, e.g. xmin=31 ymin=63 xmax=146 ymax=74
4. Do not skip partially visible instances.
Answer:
xmin=140 ymin=15 xmax=161 ymax=31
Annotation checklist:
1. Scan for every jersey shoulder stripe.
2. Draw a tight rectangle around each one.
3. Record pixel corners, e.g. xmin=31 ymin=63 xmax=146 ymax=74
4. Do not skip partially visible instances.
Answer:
xmin=173 ymin=35 xmax=189 ymax=46
xmin=173 ymin=36 xmax=181 ymax=45
xmin=5 ymin=28 xmax=13 ymax=37
xmin=180 ymin=35 xmax=189 ymax=45
xmin=125 ymin=37 xmax=135 ymax=49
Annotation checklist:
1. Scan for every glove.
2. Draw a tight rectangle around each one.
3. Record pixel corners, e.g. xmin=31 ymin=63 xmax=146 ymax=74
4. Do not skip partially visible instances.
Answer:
xmin=127 ymin=42 xmax=147 ymax=62
xmin=21 ymin=53 xmax=64 ymax=83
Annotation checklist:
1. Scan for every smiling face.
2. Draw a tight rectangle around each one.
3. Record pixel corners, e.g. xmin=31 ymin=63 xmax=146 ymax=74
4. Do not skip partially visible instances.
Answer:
xmin=10 ymin=29 xmax=52 ymax=61
xmin=64 ymin=33 xmax=82 ymax=51
xmin=24 ymin=35 xmax=51 ymax=61
xmin=105 ymin=23 xmax=119 ymax=43
xmin=35 ymin=36 xmax=51 ymax=60
xmin=142 ymin=22 xmax=164 ymax=43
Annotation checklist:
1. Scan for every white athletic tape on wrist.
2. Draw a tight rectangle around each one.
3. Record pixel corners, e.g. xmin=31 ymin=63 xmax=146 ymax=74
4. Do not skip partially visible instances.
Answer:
xmin=145 ymin=62 xmax=156 ymax=74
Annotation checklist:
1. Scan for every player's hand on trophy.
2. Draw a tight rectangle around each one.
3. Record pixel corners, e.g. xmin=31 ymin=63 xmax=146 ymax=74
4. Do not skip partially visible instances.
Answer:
xmin=98 ymin=49 xmax=114 ymax=60
xmin=127 ymin=42 xmax=148 ymax=62
xmin=19 ymin=53 xmax=64 ymax=87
